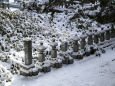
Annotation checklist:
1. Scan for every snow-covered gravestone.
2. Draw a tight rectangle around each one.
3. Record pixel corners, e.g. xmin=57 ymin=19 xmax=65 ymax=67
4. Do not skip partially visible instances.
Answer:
xmin=110 ymin=24 xmax=115 ymax=38
xmin=94 ymin=30 xmax=99 ymax=44
xmin=80 ymin=34 xmax=86 ymax=50
xmin=60 ymin=41 xmax=74 ymax=64
xmin=37 ymin=42 xmax=51 ymax=72
xmin=38 ymin=42 xmax=46 ymax=62
xmin=87 ymin=31 xmax=96 ymax=55
xmin=87 ymin=31 xmax=93 ymax=45
xmin=100 ymin=28 xmax=105 ymax=43
xmin=105 ymin=26 xmax=111 ymax=40
xmin=20 ymin=39 xmax=39 ymax=76
xmin=71 ymin=36 xmax=83 ymax=59
xmin=50 ymin=39 xmax=62 ymax=68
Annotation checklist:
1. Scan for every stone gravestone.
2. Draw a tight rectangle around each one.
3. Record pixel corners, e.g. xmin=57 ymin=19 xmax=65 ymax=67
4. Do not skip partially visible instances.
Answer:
xmin=71 ymin=35 xmax=83 ymax=59
xmin=38 ymin=42 xmax=46 ymax=62
xmin=80 ymin=34 xmax=86 ymax=50
xmin=94 ymin=30 xmax=99 ymax=44
xmin=86 ymin=31 xmax=96 ymax=55
xmin=105 ymin=26 xmax=111 ymax=40
xmin=50 ymin=39 xmax=62 ymax=68
xmin=37 ymin=42 xmax=51 ymax=72
xmin=110 ymin=24 xmax=115 ymax=38
xmin=100 ymin=28 xmax=105 ymax=43
xmin=20 ymin=38 xmax=39 ymax=76
xmin=24 ymin=40 xmax=32 ymax=65
xmin=60 ymin=41 xmax=74 ymax=64
xmin=87 ymin=31 xmax=93 ymax=45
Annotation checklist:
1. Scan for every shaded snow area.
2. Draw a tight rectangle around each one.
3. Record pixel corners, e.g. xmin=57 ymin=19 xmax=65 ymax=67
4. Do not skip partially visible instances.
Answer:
xmin=7 ymin=48 xmax=115 ymax=86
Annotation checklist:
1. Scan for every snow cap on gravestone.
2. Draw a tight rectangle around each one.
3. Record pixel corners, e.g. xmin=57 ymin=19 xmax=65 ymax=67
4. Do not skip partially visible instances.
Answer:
xmin=38 ymin=41 xmax=46 ymax=52
xmin=73 ymin=34 xmax=79 ymax=41
xmin=52 ymin=38 xmax=58 ymax=47
xmin=23 ymin=37 xmax=32 ymax=41
xmin=81 ymin=31 xmax=87 ymax=38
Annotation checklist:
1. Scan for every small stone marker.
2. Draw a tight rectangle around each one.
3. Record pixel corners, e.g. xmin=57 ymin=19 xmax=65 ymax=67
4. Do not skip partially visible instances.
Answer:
xmin=60 ymin=41 xmax=74 ymax=64
xmin=24 ymin=39 xmax=32 ymax=65
xmin=94 ymin=30 xmax=99 ymax=44
xmin=100 ymin=28 xmax=105 ymax=42
xmin=51 ymin=39 xmax=62 ymax=68
xmin=105 ymin=26 xmax=110 ymax=40
xmin=38 ymin=42 xmax=46 ymax=62
xmin=111 ymin=24 xmax=115 ymax=38
xmin=80 ymin=34 xmax=86 ymax=49
xmin=87 ymin=31 xmax=93 ymax=45
xmin=71 ymin=35 xmax=83 ymax=59
xmin=51 ymin=39 xmax=58 ymax=58
xmin=37 ymin=42 xmax=51 ymax=72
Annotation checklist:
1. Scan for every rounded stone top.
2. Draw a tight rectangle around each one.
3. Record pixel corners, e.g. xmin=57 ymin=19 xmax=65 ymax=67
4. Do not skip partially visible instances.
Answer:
xmin=52 ymin=38 xmax=55 ymax=42
xmin=51 ymin=39 xmax=58 ymax=47
xmin=38 ymin=42 xmax=46 ymax=51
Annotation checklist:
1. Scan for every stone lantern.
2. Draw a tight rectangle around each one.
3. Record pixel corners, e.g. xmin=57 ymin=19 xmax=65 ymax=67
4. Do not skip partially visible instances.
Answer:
xmin=60 ymin=41 xmax=74 ymax=64
xmin=37 ymin=42 xmax=51 ymax=72
xmin=38 ymin=42 xmax=46 ymax=62
xmin=50 ymin=39 xmax=62 ymax=68
xmin=100 ymin=28 xmax=105 ymax=43
xmin=105 ymin=26 xmax=111 ymax=40
xmin=94 ymin=30 xmax=99 ymax=44
xmin=110 ymin=24 xmax=115 ymax=38
xmin=71 ymin=35 xmax=83 ymax=59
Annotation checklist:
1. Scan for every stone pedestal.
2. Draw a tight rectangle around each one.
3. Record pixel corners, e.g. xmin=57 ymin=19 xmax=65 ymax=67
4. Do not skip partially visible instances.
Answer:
xmin=20 ymin=39 xmax=39 ymax=76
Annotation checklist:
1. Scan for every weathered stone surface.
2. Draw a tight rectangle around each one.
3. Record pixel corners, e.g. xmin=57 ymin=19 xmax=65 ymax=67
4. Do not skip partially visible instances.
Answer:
xmin=60 ymin=41 xmax=68 ymax=52
xmin=20 ymin=39 xmax=39 ymax=76
xmin=24 ymin=40 xmax=32 ymax=65
xmin=94 ymin=31 xmax=99 ymax=44
xmin=51 ymin=39 xmax=58 ymax=58
xmin=100 ymin=29 xmax=105 ymax=42
xmin=73 ymin=37 xmax=79 ymax=52
xmin=110 ymin=24 xmax=115 ymax=38
xmin=60 ymin=41 xmax=74 ymax=64
xmin=87 ymin=32 xmax=93 ymax=45
xmin=105 ymin=29 xmax=110 ymax=40
xmin=80 ymin=35 xmax=86 ymax=49
xmin=37 ymin=42 xmax=46 ymax=62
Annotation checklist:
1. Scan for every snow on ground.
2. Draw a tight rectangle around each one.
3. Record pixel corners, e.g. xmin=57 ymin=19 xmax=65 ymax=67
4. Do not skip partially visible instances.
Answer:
xmin=7 ymin=48 xmax=115 ymax=86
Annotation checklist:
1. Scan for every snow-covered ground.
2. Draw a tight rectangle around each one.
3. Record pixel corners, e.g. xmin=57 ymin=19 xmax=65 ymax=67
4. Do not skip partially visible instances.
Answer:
xmin=7 ymin=48 xmax=115 ymax=86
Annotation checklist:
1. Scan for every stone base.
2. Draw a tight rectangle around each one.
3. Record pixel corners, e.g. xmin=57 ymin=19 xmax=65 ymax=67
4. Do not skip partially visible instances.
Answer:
xmin=52 ymin=62 xmax=62 ymax=68
xmin=39 ymin=65 xmax=51 ymax=73
xmin=71 ymin=52 xmax=83 ymax=60
xmin=90 ymin=47 xmax=96 ymax=55
xmin=42 ymin=66 xmax=51 ymax=72
xmin=20 ymin=67 xmax=39 ymax=76
xmin=63 ymin=58 xmax=74 ymax=64
xmin=85 ymin=51 xmax=90 ymax=56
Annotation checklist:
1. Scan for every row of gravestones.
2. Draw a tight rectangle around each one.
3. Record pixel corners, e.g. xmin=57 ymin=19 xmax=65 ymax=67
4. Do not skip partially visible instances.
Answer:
xmin=20 ymin=27 xmax=115 ymax=76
